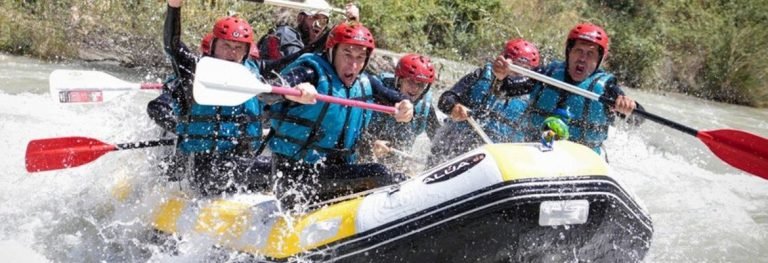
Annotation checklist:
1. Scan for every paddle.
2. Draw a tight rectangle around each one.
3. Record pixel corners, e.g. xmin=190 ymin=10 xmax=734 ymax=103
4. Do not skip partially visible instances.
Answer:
xmin=25 ymin=137 xmax=175 ymax=173
xmin=467 ymin=116 xmax=494 ymax=144
xmin=508 ymin=64 xmax=768 ymax=180
xmin=50 ymin=69 xmax=162 ymax=104
xmin=245 ymin=0 xmax=345 ymax=14
xmin=193 ymin=57 xmax=397 ymax=114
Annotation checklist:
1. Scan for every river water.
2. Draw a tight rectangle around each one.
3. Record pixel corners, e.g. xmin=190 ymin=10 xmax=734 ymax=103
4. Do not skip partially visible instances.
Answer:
xmin=1 ymin=53 xmax=767 ymax=262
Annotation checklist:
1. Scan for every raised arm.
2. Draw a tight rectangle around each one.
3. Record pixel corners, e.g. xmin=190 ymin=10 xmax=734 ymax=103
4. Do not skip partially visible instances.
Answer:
xmin=163 ymin=0 xmax=197 ymax=79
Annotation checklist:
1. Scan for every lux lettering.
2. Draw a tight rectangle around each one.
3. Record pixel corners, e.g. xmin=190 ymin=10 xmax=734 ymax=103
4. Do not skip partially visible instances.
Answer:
xmin=425 ymin=161 xmax=470 ymax=183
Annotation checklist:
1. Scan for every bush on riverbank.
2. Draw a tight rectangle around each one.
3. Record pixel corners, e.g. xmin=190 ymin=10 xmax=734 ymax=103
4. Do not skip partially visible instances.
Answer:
xmin=1 ymin=0 xmax=766 ymax=107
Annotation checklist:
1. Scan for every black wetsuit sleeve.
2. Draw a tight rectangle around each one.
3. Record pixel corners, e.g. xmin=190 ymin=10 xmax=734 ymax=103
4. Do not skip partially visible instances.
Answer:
xmin=147 ymin=92 xmax=177 ymax=132
xmin=255 ymin=49 xmax=306 ymax=79
xmin=497 ymin=75 xmax=537 ymax=97
xmin=437 ymin=68 xmax=484 ymax=114
xmin=603 ymin=78 xmax=625 ymax=99
xmin=163 ymin=5 xmax=197 ymax=80
xmin=495 ymin=66 xmax=546 ymax=97
xmin=603 ymin=79 xmax=646 ymax=126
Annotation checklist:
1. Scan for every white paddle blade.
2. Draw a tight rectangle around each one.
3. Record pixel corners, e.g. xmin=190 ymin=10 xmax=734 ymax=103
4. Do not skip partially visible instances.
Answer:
xmin=49 ymin=70 xmax=139 ymax=103
xmin=262 ymin=0 xmax=344 ymax=13
xmin=193 ymin=57 xmax=273 ymax=106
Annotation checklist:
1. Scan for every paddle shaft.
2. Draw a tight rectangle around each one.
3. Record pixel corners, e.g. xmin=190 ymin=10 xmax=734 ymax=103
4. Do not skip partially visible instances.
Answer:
xmin=116 ymin=139 xmax=175 ymax=150
xmin=391 ymin=148 xmax=417 ymax=161
xmin=271 ymin=87 xmax=397 ymax=114
xmin=599 ymin=97 xmax=698 ymax=136
xmin=467 ymin=116 xmax=494 ymax=144
xmin=140 ymin=83 xmax=163 ymax=90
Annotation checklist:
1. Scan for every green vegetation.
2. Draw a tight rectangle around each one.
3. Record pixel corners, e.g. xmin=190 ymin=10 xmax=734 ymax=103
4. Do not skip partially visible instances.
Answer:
xmin=1 ymin=0 xmax=767 ymax=107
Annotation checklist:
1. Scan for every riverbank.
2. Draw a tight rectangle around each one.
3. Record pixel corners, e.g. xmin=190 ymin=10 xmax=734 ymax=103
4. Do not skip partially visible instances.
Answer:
xmin=1 ymin=0 xmax=766 ymax=107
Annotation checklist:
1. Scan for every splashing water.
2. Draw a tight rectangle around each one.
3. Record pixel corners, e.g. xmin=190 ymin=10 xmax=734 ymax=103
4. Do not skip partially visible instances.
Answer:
xmin=1 ymin=53 xmax=767 ymax=262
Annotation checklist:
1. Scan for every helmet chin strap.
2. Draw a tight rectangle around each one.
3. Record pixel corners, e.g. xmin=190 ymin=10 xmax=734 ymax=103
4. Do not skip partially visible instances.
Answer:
xmin=210 ymin=38 xmax=218 ymax=58
xmin=414 ymin=84 xmax=431 ymax=103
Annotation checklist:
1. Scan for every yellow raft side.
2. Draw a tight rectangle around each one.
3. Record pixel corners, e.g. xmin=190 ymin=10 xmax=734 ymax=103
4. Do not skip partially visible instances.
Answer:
xmin=259 ymin=197 xmax=363 ymax=259
xmin=485 ymin=141 xmax=608 ymax=181
xmin=194 ymin=199 xmax=253 ymax=243
xmin=153 ymin=197 xmax=187 ymax=233
xmin=149 ymin=142 xmax=609 ymax=259
xmin=111 ymin=176 xmax=133 ymax=202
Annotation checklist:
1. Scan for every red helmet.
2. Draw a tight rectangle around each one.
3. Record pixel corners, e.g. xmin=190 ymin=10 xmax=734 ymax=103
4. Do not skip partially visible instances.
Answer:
xmin=325 ymin=22 xmax=375 ymax=51
xmin=199 ymin=33 xmax=214 ymax=55
xmin=502 ymin=38 xmax=540 ymax=68
xmin=212 ymin=17 xmax=254 ymax=45
xmin=567 ymin=23 xmax=609 ymax=59
xmin=395 ymin=54 xmax=436 ymax=84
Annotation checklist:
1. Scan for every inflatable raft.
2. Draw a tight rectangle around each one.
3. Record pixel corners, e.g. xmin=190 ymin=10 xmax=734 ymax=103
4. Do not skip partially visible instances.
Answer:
xmin=148 ymin=141 xmax=653 ymax=262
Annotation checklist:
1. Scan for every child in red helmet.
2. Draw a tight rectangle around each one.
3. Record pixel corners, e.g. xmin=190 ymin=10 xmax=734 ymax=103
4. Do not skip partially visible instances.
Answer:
xmin=357 ymin=54 xmax=442 ymax=173
xmin=265 ymin=22 xmax=414 ymax=206
xmin=256 ymin=3 xmax=360 ymax=60
xmin=146 ymin=0 xmax=315 ymax=196
xmin=429 ymin=38 xmax=541 ymax=166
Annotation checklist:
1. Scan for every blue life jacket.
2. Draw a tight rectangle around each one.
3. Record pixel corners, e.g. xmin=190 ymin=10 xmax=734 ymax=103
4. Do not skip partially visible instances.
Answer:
xmin=268 ymin=54 xmax=373 ymax=164
xmin=368 ymin=73 xmax=433 ymax=147
xmin=175 ymin=59 xmax=263 ymax=154
xmin=466 ymin=63 xmax=529 ymax=143
xmin=525 ymin=61 xmax=612 ymax=152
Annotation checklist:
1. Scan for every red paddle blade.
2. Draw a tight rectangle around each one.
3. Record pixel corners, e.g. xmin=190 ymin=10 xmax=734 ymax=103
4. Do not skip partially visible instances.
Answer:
xmin=698 ymin=129 xmax=768 ymax=180
xmin=25 ymin=137 xmax=118 ymax=173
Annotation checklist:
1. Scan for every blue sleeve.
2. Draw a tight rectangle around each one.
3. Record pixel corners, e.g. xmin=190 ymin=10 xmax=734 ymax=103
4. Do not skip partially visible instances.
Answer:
xmin=370 ymin=75 xmax=407 ymax=105
xmin=438 ymin=68 xmax=483 ymax=114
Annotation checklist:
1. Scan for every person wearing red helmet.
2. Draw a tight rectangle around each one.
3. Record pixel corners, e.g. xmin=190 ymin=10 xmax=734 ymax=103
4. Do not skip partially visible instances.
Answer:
xmin=145 ymin=0 xmax=316 ymax=196
xmin=356 ymin=54 xmax=442 ymax=172
xmin=428 ymin=38 xmax=541 ymax=166
xmin=501 ymin=23 xmax=644 ymax=155
xmin=199 ymin=33 xmax=214 ymax=56
xmin=265 ymin=22 xmax=414 ymax=205
xmin=257 ymin=3 xmax=360 ymax=60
